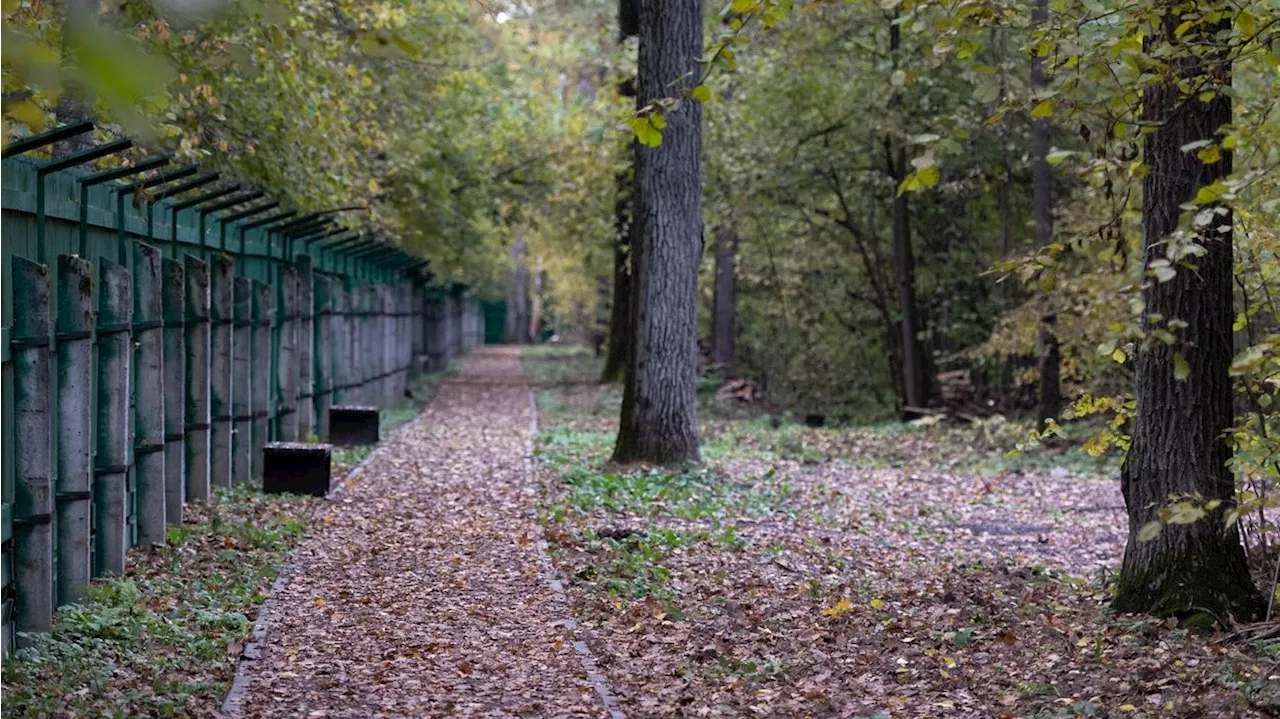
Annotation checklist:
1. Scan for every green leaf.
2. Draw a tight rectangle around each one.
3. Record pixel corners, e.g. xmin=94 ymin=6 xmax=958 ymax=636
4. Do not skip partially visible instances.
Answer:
xmin=1046 ymin=150 xmax=1073 ymax=165
xmin=68 ymin=24 xmax=174 ymax=109
xmin=1192 ymin=181 xmax=1227 ymax=204
xmin=691 ymin=84 xmax=711 ymax=102
xmin=1030 ymin=100 xmax=1054 ymax=118
xmin=1173 ymin=351 xmax=1190 ymax=381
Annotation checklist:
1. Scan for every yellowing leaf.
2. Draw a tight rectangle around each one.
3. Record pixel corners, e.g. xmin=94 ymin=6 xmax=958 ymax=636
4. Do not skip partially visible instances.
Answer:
xmin=869 ymin=598 xmax=887 ymax=610
xmin=1119 ymin=704 xmax=1138 ymax=713
xmin=1030 ymin=100 xmax=1054 ymax=118
xmin=691 ymin=84 xmax=711 ymax=102
xmin=1196 ymin=146 xmax=1221 ymax=164
xmin=1173 ymin=351 xmax=1190 ymax=381
xmin=1111 ymin=348 xmax=1127 ymax=364
xmin=6 ymin=99 xmax=47 ymax=132
xmin=822 ymin=599 xmax=853 ymax=618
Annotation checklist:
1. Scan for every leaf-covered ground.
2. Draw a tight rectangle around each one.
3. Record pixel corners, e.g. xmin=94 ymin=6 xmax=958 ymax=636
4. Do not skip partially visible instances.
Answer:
xmin=10 ymin=347 xmax=1275 ymax=718
xmin=231 ymin=348 xmax=608 ymax=717
xmin=525 ymin=346 xmax=1280 ymax=719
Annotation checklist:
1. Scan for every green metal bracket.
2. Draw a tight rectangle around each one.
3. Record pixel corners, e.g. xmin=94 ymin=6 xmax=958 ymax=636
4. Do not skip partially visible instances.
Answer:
xmin=174 ymin=186 xmax=245 ymax=253
xmin=77 ymin=154 xmax=172 ymax=257
xmin=151 ymin=173 xmax=220 ymax=202
xmin=35 ymin=138 xmax=133 ymax=265
xmin=1 ymin=120 xmax=93 ymax=159
xmin=239 ymin=210 xmax=296 ymax=233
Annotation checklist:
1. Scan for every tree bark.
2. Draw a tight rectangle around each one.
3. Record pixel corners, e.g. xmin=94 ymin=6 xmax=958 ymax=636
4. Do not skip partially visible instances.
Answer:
xmin=530 ymin=265 xmax=546 ymax=342
xmin=601 ymin=165 xmax=633 ymax=381
xmin=602 ymin=0 xmax=641 ymax=382
xmin=504 ymin=238 xmax=531 ymax=344
xmin=1031 ymin=0 xmax=1062 ymax=425
xmin=711 ymin=226 xmax=738 ymax=374
xmin=1113 ymin=3 xmax=1259 ymax=621
xmin=612 ymin=0 xmax=703 ymax=466
xmin=888 ymin=20 xmax=928 ymax=418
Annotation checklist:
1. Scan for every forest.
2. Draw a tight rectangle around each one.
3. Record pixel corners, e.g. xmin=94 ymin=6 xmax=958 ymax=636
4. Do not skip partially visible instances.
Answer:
xmin=2 ymin=0 xmax=1280 ymax=716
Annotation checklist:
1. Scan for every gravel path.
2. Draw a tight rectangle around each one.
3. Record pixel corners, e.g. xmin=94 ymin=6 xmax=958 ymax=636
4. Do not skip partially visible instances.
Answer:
xmin=232 ymin=348 xmax=610 ymax=718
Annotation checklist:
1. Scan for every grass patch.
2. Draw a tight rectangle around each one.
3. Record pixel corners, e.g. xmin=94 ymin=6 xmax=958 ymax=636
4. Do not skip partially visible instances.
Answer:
xmin=2 ymin=486 xmax=319 ymax=719
xmin=379 ymin=363 xmax=458 ymax=432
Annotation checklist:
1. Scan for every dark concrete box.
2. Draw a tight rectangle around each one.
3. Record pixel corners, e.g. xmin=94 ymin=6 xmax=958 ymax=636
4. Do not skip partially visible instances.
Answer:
xmin=263 ymin=442 xmax=332 ymax=497
xmin=328 ymin=405 xmax=380 ymax=446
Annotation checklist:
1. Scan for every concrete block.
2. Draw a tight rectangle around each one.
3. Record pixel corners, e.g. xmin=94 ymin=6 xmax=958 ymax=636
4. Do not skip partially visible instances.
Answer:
xmin=262 ymin=442 xmax=331 ymax=497
xmin=329 ymin=406 xmax=379 ymax=446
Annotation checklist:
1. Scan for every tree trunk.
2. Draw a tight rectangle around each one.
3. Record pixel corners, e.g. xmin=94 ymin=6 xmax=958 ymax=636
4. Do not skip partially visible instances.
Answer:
xmin=1031 ymin=0 xmax=1062 ymax=425
xmin=891 ymin=148 xmax=927 ymax=417
xmin=530 ymin=265 xmax=546 ymax=342
xmin=602 ymin=0 xmax=640 ymax=382
xmin=612 ymin=0 xmax=703 ymax=466
xmin=601 ymin=166 xmax=633 ymax=381
xmin=888 ymin=20 xmax=928 ymax=419
xmin=504 ymin=238 xmax=531 ymax=344
xmin=1113 ymin=3 xmax=1259 ymax=621
xmin=711 ymin=227 xmax=738 ymax=375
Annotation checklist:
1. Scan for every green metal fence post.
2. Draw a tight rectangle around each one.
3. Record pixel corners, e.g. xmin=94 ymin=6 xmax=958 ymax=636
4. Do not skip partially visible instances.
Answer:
xmin=331 ymin=283 xmax=349 ymax=407
xmin=132 ymin=243 xmax=166 ymax=545
xmin=184 ymin=255 xmax=211 ymax=502
xmin=12 ymin=257 xmax=53 ymax=636
xmin=231 ymin=277 xmax=252 ymax=486
xmin=93 ymin=258 xmax=131 ymax=576
xmin=273 ymin=265 xmax=299 ymax=441
xmin=313 ymin=273 xmax=333 ymax=441
xmin=295 ymin=255 xmax=315 ymax=439
xmin=55 ymin=255 xmax=93 ymax=606
xmin=210 ymin=256 xmax=235 ymax=489
xmin=161 ymin=258 xmax=185 ymax=526
xmin=250 ymin=281 xmax=271 ymax=480
xmin=426 ymin=293 xmax=445 ymax=373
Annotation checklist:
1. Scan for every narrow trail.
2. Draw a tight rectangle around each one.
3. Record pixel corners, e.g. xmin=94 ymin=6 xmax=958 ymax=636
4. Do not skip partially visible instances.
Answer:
xmin=230 ymin=348 xmax=611 ymax=718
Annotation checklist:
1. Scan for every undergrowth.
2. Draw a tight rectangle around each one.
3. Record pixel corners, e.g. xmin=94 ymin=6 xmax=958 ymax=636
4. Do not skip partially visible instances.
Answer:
xmin=2 ymin=487 xmax=319 ymax=719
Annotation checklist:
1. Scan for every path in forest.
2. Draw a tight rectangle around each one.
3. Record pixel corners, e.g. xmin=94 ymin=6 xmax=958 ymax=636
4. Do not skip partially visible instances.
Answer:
xmin=227 ymin=348 xmax=615 ymax=718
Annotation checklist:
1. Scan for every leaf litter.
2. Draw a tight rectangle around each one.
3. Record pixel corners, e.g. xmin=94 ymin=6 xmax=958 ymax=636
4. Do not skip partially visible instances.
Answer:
xmin=526 ymin=348 xmax=1280 ymax=719
xmin=233 ymin=348 xmax=608 ymax=718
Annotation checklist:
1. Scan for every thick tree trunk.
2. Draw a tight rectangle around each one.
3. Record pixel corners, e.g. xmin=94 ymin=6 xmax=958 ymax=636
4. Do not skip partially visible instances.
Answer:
xmin=711 ymin=226 xmax=738 ymax=374
xmin=612 ymin=0 xmax=703 ymax=466
xmin=1113 ymin=4 xmax=1259 ymax=621
xmin=1031 ymin=0 xmax=1062 ymax=425
xmin=505 ymin=238 xmax=531 ymax=344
